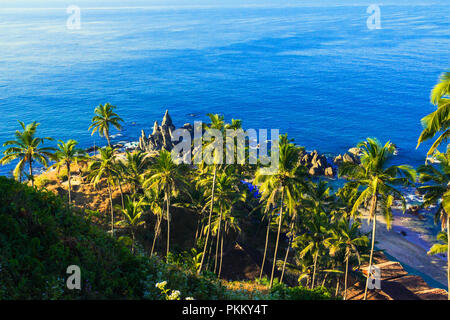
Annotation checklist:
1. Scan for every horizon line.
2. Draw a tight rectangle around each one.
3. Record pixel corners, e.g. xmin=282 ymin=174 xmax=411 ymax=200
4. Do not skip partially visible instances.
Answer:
xmin=0 ymin=3 xmax=444 ymax=11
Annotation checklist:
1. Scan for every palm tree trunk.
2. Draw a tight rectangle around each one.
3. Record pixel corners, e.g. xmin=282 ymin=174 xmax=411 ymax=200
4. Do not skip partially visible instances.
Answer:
xmin=198 ymin=222 xmax=205 ymax=242
xmin=270 ymin=189 xmax=284 ymax=288
xmin=198 ymin=165 xmax=217 ymax=274
xmin=311 ymin=250 xmax=318 ymax=289
xmin=364 ymin=194 xmax=378 ymax=300
xmin=280 ymin=219 xmax=295 ymax=283
xmin=66 ymin=162 xmax=72 ymax=204
xmin=206 ymin=236 xmax=213 ymax=271
xmin=194 ymin=215 xmax=201 ymax=243
xmin=335 ymin=276 xmax=341 ymax=297
xmin=29 ymin=158 xmax=34 ymax=187
xmin=280 ymin=244 xmax=290 ymax=284
xmin=321 ymin=274 xmax=328 ymax=287
xmin=118 ymin=181 xmax=125 ymax=209
xmin=166 ymin=192 xmax=171 ymax=261
xmin=107 ymin=180 xmax=115 ymax=237
xmin=214 ymin=210 xmax=223 ymax=274
xmin=259 ymin=216 xmax=271 ymax=280
xmin=105 ymin=128 xmax=111 ymax=147
xmin=447 ymin=214 xmax=449 ymax=300
xmin=344 ymin=257 xmax=349 ymax=300
xmin=151 ymin=213 xmax=162 ymax=256
xmin=131 ymin=229 xmax=135 ymax=254
xmin=218 ymin=221 xmax=226 ymax=278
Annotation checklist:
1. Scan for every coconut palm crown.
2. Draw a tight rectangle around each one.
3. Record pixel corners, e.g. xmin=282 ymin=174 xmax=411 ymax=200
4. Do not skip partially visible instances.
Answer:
xmin=49 ymin=139 xmax=87 ymax=203
xmin=88 ymin=103 xmax=123 ymax=147
xmin=0 ymin=121 xmax=54 ymax=185
xmin=417 ymin=71 xmax=450 ymax=158
xmin=339 ymin=138 xmax=416 ymax=300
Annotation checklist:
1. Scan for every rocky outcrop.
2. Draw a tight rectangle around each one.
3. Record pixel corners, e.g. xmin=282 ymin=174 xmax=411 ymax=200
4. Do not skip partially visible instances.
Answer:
xmin=138 ymin=110 xmax=186 ymax=153
xmin=299 ymin=150 xmax=334 ymax=177
xmin=333 ymin=147 xmax=362 ymax=165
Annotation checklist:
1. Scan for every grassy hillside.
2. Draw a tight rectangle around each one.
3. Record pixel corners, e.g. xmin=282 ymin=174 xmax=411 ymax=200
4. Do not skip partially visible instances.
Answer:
xmin=0 ymin=176 xmax=331 ymax=300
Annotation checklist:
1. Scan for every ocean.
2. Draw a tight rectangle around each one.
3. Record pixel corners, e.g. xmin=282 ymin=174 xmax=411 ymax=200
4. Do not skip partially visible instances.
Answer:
xmin=1 ymin=5 xmax=449 ymax=175
xmin=1 ymin=3 xmax=449 ymax=287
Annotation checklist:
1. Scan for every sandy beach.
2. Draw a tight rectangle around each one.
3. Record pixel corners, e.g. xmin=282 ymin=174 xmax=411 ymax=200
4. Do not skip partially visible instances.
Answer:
xmin=360 ymin=208 xmax=448 ymax=289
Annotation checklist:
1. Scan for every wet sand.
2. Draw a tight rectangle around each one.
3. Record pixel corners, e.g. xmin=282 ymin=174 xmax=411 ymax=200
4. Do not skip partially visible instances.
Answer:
xmin=359 ymin=208 xmax=448 ymax=289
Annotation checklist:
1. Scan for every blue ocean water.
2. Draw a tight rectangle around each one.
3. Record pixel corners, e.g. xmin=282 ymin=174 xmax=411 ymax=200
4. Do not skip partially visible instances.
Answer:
xmin=1 ymin=4 xmax=449 ymax=177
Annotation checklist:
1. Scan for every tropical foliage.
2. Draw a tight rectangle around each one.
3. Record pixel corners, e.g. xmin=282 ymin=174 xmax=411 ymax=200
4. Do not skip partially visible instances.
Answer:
xmin=49 ymin=139 xmax=87 ymax=203
xmin=88 ymin=103 xmax=123 ymax=147
xmin=2 ymin=70 xmax=450 ymax=300
xmin=417 ymin=71 xmax=450 ymax=158
xmin=0 ymin=121 xmax=54 ymax=186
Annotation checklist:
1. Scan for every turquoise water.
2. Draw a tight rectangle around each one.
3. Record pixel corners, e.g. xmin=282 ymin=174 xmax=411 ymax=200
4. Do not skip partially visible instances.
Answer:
xmin=1 ymin=4 xmax=449 ymax=175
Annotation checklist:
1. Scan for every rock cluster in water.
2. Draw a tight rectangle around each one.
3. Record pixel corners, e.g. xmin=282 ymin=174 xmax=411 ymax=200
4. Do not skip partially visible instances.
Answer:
xmin=133 ymin=110 xmax=365 ymax=178
xmin=298 ymin=150 xmax=335 ymax=177
xmin=138 ymin=110 xmax=193 ymax=153
xmin=333 ymin=147 xmax=362 ymax=165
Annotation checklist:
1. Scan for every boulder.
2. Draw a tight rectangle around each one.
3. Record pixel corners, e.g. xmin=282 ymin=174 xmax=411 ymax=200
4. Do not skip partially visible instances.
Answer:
xmin=333 ymin=154 xmax=343 ymax=164
xmin=309 ymin=163 xmax=325 ymax=176
xmin=309 ymin=166 xmax=319 ymax=176
xmin=324 ymin=167 xmax=334 ymax=177
xmin=348 ymin=147 xmax=362 ymax=157
xmin=407 ymin=205 xmax=420 ymax=215
xmin=343 ymin=153 xmax=357 ymax=164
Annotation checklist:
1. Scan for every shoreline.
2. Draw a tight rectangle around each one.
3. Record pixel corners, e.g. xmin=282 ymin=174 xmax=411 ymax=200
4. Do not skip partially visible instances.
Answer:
xmin=359 ymin=207 xmax=448 ymax=290
xmin=2 ymin=114 xmax=447 ymax=294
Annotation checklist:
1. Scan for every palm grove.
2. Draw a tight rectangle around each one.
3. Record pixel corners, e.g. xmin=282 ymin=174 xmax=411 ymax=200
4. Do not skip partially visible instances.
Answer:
xmin=1 ymin=72 xmax=449 ymax=300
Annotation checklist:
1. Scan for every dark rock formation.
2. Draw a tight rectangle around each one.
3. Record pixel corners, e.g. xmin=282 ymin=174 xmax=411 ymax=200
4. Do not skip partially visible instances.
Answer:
xmin=299 ymin=150 xmax=334 ymax=177
xmin=138 ymin=110 xmax=181 ymax=153
xmin=333 ymin=147 xmax=362 ymax=165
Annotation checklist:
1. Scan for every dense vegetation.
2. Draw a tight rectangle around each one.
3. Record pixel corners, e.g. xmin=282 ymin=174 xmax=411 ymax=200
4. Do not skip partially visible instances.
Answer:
xmin=0 ymin=176 xmax=333 ymax=300
xmin=0 ymin=70 xmax=449 ymax=300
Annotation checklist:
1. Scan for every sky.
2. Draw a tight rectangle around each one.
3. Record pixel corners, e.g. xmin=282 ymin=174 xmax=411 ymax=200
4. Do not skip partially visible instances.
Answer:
xmin=0 ymin=0 xmax=445 ymax=8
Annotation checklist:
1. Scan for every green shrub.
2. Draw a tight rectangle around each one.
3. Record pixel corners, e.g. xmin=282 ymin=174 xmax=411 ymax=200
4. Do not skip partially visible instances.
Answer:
xmin=35 ymin=176 xmax=51 ymax=188
xmin=0 ymin=177 xmax=250 ymax=300
xmin=0 ymin=176 xmax=148 ymax=299
xmin=269 ymin=283 xmax=333 ymax=300
xmin=57 ymin=168 xmax=68 ymax=182
xmin=0 ymin=177 xmax=332 ymax=300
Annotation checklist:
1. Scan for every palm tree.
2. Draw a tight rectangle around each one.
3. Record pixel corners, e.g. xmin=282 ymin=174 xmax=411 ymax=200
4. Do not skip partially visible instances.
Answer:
xmin=196 ymin=113 xmax=225 ymax=274
xmin=88 ymin=103 xmax=123 ymax=147
xmin=254 ymin=134 xmax=306 ymax=288
xmin=418 ymin=148 xmax=450 ymax=298
xmin=144 ymin=149 xmax=188 ymax=260
xmin=114 ymin=195 xmax=148 ymax=253
xmin=113 ymin=160 xmax=126 ymax=210
xmin=417 ymin=71 xmax=450 ymax=158
xmin=87 ymin=146 xmax=120 ymax=236
xmin=217 ymin=210 xmax=241 ymax=278
xmin=1 ymin=121 xmax=54 ymax=186
xmin=144 ymin=187 xmax=165 ymax=256
xmin=280 ymin=180 xmax=333 ymax=284
xmin=294 ymin=209 xmax=331 ymax=289
xmin=259 ymin=209 xmax=275 ymax=280
xmin=202 ymin=170 xmax=240 ymax=274
xmin=49 ymin=139 xmax=87 ymax=203
xmin=120 ymin=150 xmax=150 ymax=194
xmin=325 ymin=219 xmax=368 ymax=300
xmin=339 ymin=138 xmax=416 ymax=300
xmin=182 ymin=187 xmax=208 ymax=244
